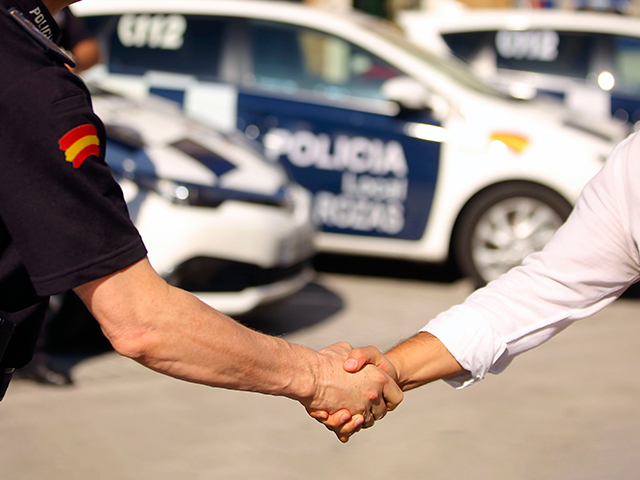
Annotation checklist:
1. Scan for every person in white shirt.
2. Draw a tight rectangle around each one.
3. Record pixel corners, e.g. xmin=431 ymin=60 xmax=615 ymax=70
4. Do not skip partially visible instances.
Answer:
xmin=312 ymin=129 xmax=640 ymax=442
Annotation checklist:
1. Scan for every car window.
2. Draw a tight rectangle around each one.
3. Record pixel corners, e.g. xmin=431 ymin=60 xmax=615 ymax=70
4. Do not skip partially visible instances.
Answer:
xmin=445 ymin=29 xmax=594 ymax=80
xmin=108 ymin=14 xmax=227 ymax=79
xmin=369 ymin=23 xmax=513 ymax=100
xmin=612 ymin=35 xmax=640 ymax=94
xmin=441 ymin=31 xmax=494 ymax=63
xmin=246 ymin=20 xmax=402 ymax=101
xmin=494 ymin=29 xmax=594 ymax=79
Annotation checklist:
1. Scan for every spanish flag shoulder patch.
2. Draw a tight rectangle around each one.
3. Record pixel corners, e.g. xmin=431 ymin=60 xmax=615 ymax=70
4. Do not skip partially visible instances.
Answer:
xmin=58 ymin=124 xmax=100 ymax=169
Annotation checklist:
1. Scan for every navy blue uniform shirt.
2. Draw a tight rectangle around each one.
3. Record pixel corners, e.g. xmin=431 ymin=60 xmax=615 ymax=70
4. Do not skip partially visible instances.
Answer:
xmin=0 ymin=0 xmax=147 ymax=368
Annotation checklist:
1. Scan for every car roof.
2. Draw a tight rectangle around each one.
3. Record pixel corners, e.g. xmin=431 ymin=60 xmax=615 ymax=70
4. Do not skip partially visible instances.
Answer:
xmin=397 ymin=8 xmax=640 ymax=38
xmin=71 ymin=0 xmax=452 ymax=85
xmin=71 ymin=0 xmax=388 ymax=36
xmin=72 ymin=0 xmax=522 ymax=104
xmin=71 ymin=0 xmax=415 ymax=60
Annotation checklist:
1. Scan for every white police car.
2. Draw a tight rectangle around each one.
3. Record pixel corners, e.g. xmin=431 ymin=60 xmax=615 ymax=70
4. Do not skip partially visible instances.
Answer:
xmin=92 ymin=87 xmax=315 ymax=315
xmin=72 ymin=0 xmax=628 ymax=286
xmin=398 ymin=8 xmax=640 ymax=125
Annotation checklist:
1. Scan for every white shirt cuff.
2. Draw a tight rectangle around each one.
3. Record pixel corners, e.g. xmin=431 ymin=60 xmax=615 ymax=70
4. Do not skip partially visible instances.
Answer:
xmin=421 ymin=304 xmax=507 ymax=389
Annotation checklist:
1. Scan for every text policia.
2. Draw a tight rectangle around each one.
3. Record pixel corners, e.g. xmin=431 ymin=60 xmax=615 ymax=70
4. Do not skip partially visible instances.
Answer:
xmin=265 ymin=128 xmax=409 ymax=236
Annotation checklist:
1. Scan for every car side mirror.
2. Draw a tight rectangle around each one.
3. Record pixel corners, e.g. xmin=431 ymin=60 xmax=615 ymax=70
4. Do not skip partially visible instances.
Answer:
xmin=382 ymin=76 xmax=429 ymax=111
xmin=382 ymin=76 xmax=448 ymax=118
xmin=506 ymin=83 xmax=538 ymax=100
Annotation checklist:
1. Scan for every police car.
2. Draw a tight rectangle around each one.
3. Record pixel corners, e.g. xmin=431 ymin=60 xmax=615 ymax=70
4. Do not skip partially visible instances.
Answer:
xmin=72 ymin=0 xmax=628 ymax=286
xmin=92 ymin=87 xmax=315 ymax=315
xmin=398 ymin=8 xmax=640 ymax=125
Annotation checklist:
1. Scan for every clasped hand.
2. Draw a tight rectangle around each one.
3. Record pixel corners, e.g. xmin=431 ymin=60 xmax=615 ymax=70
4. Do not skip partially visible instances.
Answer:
xmin=304 ymin=343 xmax=399 ymax=443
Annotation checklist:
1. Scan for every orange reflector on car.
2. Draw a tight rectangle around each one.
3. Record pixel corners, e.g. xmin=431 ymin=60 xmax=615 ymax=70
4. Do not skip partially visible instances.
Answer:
xmin=490 ymin=133 xmax=529 ymax=153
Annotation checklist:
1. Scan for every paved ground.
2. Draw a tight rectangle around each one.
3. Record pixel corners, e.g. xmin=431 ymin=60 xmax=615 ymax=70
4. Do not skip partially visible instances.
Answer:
xmin=3 ymin=262 xmax=640 ymax=480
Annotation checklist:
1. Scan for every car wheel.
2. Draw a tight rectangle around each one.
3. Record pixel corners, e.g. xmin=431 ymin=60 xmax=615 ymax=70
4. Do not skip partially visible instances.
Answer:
xmin=454 ymin=183 xmax=572 ymax=288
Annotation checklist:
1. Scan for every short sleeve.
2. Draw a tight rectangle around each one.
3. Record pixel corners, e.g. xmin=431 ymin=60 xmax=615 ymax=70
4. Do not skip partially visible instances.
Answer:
xmin=0 ymin=66 xmax=147 ymax=296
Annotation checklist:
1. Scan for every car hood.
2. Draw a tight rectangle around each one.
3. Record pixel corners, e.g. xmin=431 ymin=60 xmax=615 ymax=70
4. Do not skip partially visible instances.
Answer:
xmin=90 ymin=88 xmax=289 ymax=195
xmin=521 ymin=95 xmax=630 ymax=146
xmin=460 ymin=91 xmax=631 ymax=150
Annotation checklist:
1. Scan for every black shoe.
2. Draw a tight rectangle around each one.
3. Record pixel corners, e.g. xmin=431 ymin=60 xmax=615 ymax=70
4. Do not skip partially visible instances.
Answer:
xmin=13 ymin=360 xmax=73 ymax=386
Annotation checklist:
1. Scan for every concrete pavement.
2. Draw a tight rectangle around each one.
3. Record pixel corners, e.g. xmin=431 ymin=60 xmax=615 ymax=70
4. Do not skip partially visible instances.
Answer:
xmin=3 ymin=271 xmax=640 ymax=480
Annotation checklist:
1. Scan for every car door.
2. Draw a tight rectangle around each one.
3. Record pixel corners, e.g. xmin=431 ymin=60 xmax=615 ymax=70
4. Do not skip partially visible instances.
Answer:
xmin=236 ymin=19 xmax=442 ymax=241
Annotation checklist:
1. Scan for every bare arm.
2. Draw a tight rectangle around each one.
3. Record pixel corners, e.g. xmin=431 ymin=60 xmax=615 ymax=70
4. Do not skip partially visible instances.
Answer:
xmin=71 ymin=38 xmax=100 ymax=73
xmin=73 ymin=258 xmax=402 ymax=417
xmin=385 ymin=332 xmax=464 ymax=391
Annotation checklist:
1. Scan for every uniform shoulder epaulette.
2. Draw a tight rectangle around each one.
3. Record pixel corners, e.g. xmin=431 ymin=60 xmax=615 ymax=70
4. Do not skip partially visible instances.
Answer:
xmin=8 ymin=7 xmax=76 ymax=68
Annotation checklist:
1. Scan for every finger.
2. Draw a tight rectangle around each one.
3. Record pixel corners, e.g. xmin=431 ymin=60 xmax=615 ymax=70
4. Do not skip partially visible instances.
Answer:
xmin=307 ymin=410 xmax=329 ymax=422
xmin=343 ymin=346 xmax=382 ymax=373
xmin=361 ymin=409 xmax=376 ymax=429
xmin=335 ymin=415 xmax=364 ymax=442
xmin=317 ymin=408 xmax=352 ymax=429
xmin=337 ymin=429 xmax=353 ymax=443
xmin=368 ymin=389 xmax=390 ymax=424
xmin=381 ymin=372 xmax=404 ymax=411
xmin=370 ymin=397 xmax=388 ymax=422
xmin=318 ymin=341 xmax=354 ymax=359
xmin=333 ymin=341 xmax=353 ymax=350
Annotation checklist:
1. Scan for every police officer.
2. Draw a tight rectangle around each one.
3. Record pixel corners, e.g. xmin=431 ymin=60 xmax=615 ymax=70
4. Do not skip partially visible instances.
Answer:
xmin=11 ymin=6 xmax=101 ymax=386
xmin=0 ymin=0 xmax=141 ymax=397
xmin=0 ymin=0 xmax=402 ymax=428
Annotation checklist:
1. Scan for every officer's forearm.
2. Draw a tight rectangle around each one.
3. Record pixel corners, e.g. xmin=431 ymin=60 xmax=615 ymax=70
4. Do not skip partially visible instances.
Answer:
xmin=73 ymin=258 xmax=318 ymax=401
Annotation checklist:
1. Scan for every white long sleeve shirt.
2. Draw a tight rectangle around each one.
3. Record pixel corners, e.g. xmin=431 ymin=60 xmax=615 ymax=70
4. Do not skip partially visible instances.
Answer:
xmin=423 ymin=131 xmax=640 ymax=388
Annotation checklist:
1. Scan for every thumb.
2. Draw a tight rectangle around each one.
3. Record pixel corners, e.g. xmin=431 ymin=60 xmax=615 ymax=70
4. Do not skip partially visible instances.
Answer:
xmin=343 ymin=346 xmax=381 ymax=373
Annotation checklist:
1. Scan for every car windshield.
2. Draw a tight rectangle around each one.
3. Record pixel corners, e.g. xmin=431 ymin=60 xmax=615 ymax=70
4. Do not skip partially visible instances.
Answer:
xmin=352 ymin=13 xmax=520 ymax=101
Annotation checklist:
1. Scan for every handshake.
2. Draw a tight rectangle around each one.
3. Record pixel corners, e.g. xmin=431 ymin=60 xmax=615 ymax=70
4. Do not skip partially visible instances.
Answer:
xmin=298 ymin=334 xmax=462 ymax=443
xmin=301 ymin=342 xmax=401 ymax=443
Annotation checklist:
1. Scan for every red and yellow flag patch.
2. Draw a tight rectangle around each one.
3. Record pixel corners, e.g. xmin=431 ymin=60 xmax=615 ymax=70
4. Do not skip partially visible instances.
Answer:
xmin=58 ymin=124 xmax=100 ymax=168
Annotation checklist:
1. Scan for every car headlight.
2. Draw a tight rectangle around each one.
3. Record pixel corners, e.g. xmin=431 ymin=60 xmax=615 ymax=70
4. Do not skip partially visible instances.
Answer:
xmin=114 ymin=171 xmax=294 ymax=210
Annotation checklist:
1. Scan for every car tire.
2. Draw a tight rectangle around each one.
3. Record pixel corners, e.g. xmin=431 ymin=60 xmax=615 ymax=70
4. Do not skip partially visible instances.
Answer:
xmin=454 ymin=182 xmax=572 ymax=288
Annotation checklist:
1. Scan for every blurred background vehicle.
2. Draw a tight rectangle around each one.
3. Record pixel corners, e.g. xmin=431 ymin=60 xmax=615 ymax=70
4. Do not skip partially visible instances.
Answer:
xmin=398 ymin=7 xmax=640 ymax=126
xmin=92 ymin=88 xmax=316 ymax=316
xmin=72 ymin=0 xmax=628 ymax=287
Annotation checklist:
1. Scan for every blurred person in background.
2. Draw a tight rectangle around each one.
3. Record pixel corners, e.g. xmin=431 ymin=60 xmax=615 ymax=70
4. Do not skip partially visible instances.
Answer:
xmin=55 ymin=6 xmax=100 ymax=73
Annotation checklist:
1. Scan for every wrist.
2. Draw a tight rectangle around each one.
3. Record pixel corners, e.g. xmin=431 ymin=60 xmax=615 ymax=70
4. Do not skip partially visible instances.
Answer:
xmin=280 ymin=342 xmax=319 ymax=403
xmin=384 ymin=349 xmax=409 ymax=391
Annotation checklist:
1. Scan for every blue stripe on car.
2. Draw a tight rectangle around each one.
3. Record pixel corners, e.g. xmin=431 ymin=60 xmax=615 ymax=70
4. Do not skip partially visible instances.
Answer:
xmin=170 ymin=138 xmax=236 ymax=177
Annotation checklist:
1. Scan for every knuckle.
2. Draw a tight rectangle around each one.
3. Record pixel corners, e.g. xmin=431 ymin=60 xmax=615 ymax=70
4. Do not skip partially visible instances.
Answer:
xmin=367 ymin=389 xmax=381 ymax=401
